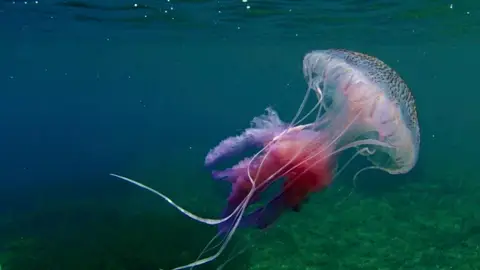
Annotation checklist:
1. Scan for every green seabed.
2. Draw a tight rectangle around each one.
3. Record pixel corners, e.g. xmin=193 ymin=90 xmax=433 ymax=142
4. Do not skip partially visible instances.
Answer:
xmin=1 ymin=159 xmax=480 ymax=270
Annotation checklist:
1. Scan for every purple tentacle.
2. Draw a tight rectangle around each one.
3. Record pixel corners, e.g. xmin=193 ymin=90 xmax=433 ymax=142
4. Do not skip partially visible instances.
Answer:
xmin=205 ymin=108 xmax=286 ymax=167
xmin=211 ymin=157 xmax=252 ymax=182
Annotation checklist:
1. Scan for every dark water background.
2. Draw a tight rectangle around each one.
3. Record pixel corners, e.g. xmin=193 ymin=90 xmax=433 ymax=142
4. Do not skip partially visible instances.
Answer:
xmin=1 ymin=0 xmax=480 ymax=269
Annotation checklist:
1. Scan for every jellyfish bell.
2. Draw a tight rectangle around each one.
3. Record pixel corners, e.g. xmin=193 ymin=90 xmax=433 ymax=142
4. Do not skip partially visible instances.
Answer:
xmin=108 ymin=49 xmax=420 ymax=270
xmin=302 ymin=49 xmax=420 ymax=175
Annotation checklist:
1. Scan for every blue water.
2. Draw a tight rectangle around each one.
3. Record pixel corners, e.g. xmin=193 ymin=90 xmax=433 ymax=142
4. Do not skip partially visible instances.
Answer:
xmin=1 ymin=1 xmax=480 ymax=269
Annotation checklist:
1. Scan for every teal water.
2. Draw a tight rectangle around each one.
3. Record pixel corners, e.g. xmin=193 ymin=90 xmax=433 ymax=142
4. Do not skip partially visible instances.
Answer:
xmin=1 ymin=1 xmax=480 ymax=269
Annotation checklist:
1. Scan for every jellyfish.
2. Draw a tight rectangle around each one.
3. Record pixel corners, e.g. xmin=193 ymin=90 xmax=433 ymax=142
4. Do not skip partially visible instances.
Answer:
xmin=109 ymin=49 xmax=420 ymax=270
